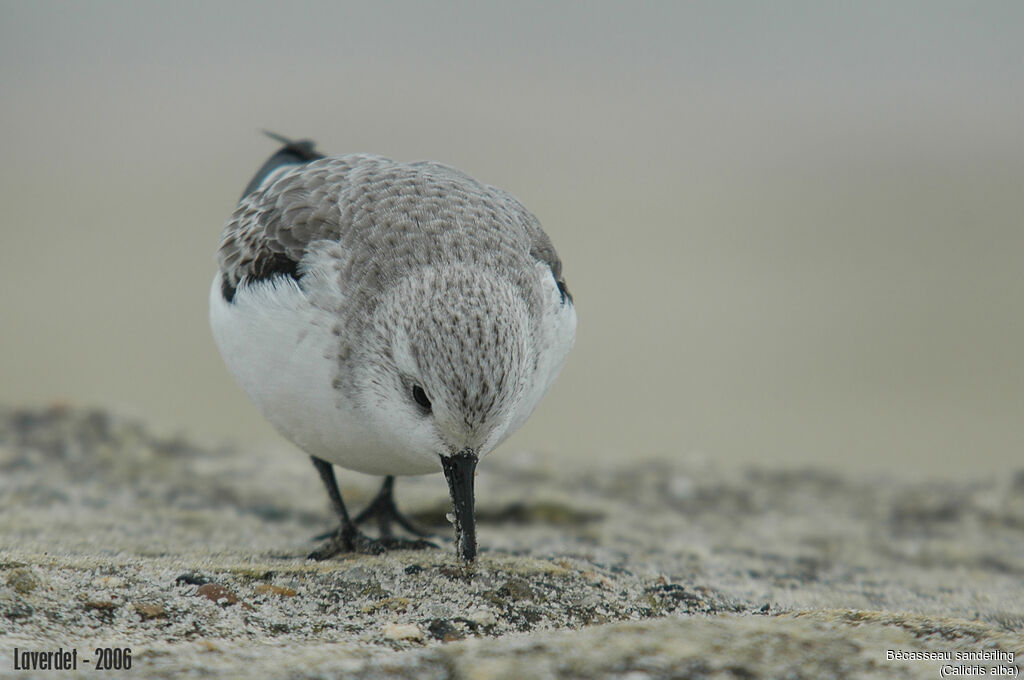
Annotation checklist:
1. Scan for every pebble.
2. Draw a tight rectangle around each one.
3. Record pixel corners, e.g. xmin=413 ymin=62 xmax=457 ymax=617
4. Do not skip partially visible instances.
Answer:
xmin=382 ymin=623 xmax=424 ymax=641
xmin=465 ymin=608 xmax=498 ymax=627
xmin=196 ymin=583 xmax=239 ymax=606
xmin=6 ymin=568 xmax=40 ymax=594
xmin=134 ymin=602 xmax=168 ymax=620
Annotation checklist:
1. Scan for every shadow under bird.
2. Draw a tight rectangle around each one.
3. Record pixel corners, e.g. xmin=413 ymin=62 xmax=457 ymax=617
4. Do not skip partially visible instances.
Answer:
xmin=209 ymin=133 xmax=576 ymax=561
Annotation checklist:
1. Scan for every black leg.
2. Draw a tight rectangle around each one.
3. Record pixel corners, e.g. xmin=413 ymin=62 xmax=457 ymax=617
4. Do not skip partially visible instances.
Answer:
xmin=352 ymin=475 xmax=435 ymax=539
xmin=307 ymin=458 xmax=436 ymax=560
xmin=312 ymin=456 xmax=353 ymax=526
xmin=308 ymin=456 xmax=370 ymax=560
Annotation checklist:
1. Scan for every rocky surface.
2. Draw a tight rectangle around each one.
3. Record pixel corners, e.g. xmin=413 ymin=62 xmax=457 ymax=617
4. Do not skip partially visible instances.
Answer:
xmin=1 ymin=405 xmax=1022 ymax=678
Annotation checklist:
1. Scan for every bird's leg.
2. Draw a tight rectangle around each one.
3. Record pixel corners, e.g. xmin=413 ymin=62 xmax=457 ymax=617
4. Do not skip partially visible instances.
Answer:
xmin=308 ymin=458 xmax=434 ymax=560
xmin=352 ymin=476 xmax=435 ymax=539
xmin=308 ymin=456 xmax=374 ymax=559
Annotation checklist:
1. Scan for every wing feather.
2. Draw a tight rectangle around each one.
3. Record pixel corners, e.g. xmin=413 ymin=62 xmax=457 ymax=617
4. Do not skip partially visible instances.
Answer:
xmin=217 ymin=148 xmax=570 ymax=308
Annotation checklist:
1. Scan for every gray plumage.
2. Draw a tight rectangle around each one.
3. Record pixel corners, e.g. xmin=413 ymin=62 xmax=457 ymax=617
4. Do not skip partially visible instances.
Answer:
xmin=218 ymin=154 xmax=566 ymax=316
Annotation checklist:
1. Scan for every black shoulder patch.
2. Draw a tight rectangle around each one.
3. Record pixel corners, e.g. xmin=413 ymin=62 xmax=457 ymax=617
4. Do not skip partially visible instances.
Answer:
xmin=556 ymin=278 xmax=573 ymax=304
xmin=222 ymin=251 xmax=300 ymax=303
xmin=239 ymin=132 xmax=325 ymax=200
xmin=251 ymin=251 xmax=299 ymax=282
xmin=221 ymin=276 xmax=237 ymax=303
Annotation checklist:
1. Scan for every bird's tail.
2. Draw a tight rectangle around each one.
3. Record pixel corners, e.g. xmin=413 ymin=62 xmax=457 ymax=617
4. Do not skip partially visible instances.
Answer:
xmin=239 ymin=131 xmax=326 ymax=200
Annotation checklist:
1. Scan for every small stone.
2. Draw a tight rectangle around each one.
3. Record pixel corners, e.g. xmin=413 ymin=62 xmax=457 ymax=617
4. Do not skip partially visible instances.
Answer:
xmin=83 ymin=600 xmax=118 ymax=623
xmin=253 ymin=584 xmax=297 ymax=597
xmin=427 ymin=618 xmax=464 ymax=642
xmin=175 ymin=572 xmax=210 ymax=586
xmin=499 ymin=577 xmax=535 ymax=601
xmin=196 ymin=583 xmax=238 ymax=606
xmin=465 ymin=608 xmax=497 ymax=627
xmin=134 ymin=603 xmax=167 ymax=620
xmin=382 ymin=622 xmax=423 ymax=641
xmin=6 ymin=568 xmax=40 ymax=595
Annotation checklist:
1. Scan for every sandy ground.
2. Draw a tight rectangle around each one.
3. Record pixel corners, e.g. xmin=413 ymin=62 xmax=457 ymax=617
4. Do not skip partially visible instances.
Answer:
xmin=1 ymin=405 xmax=1022 ymax=678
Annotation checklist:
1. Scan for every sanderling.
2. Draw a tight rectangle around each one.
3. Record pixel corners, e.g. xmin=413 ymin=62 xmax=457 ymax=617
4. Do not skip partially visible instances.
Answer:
xmin=209 ymin=133 xmax=576 ymax=561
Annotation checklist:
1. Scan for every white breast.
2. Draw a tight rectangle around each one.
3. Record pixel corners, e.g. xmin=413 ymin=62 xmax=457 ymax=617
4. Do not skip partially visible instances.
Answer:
xmin=208 ymin=273 xmax=441 ymax=475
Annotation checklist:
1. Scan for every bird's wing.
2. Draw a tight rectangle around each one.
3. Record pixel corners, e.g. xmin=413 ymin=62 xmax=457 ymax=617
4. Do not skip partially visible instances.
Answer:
xmin=482 ymin=182 xmax=570 ymax=303
xmin=218 ymin=148 xmax=571 ymax=304
xmin=522 ymin=207 xmax=571 ymax=302
xmin=218 ymin=153 xmax=352 ymax=303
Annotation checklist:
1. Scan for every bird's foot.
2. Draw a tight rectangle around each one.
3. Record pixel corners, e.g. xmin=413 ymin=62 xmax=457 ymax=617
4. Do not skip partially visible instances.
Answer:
xmin=353 ymin=477 xmax=435 ymax=539
xmin=308 ymin=526 xmax=436 ymax=561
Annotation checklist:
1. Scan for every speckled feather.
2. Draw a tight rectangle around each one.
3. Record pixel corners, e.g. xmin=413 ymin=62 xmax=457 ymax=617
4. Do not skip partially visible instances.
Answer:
xmin=218 ymin=154 xmax=565 ymax=322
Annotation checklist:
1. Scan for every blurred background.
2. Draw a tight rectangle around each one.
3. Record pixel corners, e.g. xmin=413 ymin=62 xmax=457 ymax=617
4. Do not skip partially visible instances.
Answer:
xmin=1 ymin=1 xmax=1021 ymax=477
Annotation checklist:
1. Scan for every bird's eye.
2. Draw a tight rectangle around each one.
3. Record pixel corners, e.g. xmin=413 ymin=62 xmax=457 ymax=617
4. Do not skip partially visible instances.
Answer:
xmin=411 ymin=384 xmax=432 ymax=414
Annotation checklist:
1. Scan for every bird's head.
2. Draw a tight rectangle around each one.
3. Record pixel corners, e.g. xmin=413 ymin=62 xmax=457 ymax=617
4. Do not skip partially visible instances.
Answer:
xmin=351 ymin=264 xmax=537 ymax=560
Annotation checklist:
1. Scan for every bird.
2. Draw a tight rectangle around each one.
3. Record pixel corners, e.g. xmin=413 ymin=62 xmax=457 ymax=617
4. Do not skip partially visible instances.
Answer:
xmin=209 ymin=133 xmax=576 ymax=562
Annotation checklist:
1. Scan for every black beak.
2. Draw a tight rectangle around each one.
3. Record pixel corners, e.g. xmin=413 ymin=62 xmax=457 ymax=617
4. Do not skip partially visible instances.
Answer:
xmin=441 ymin=449 xmax=478 ymax=562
